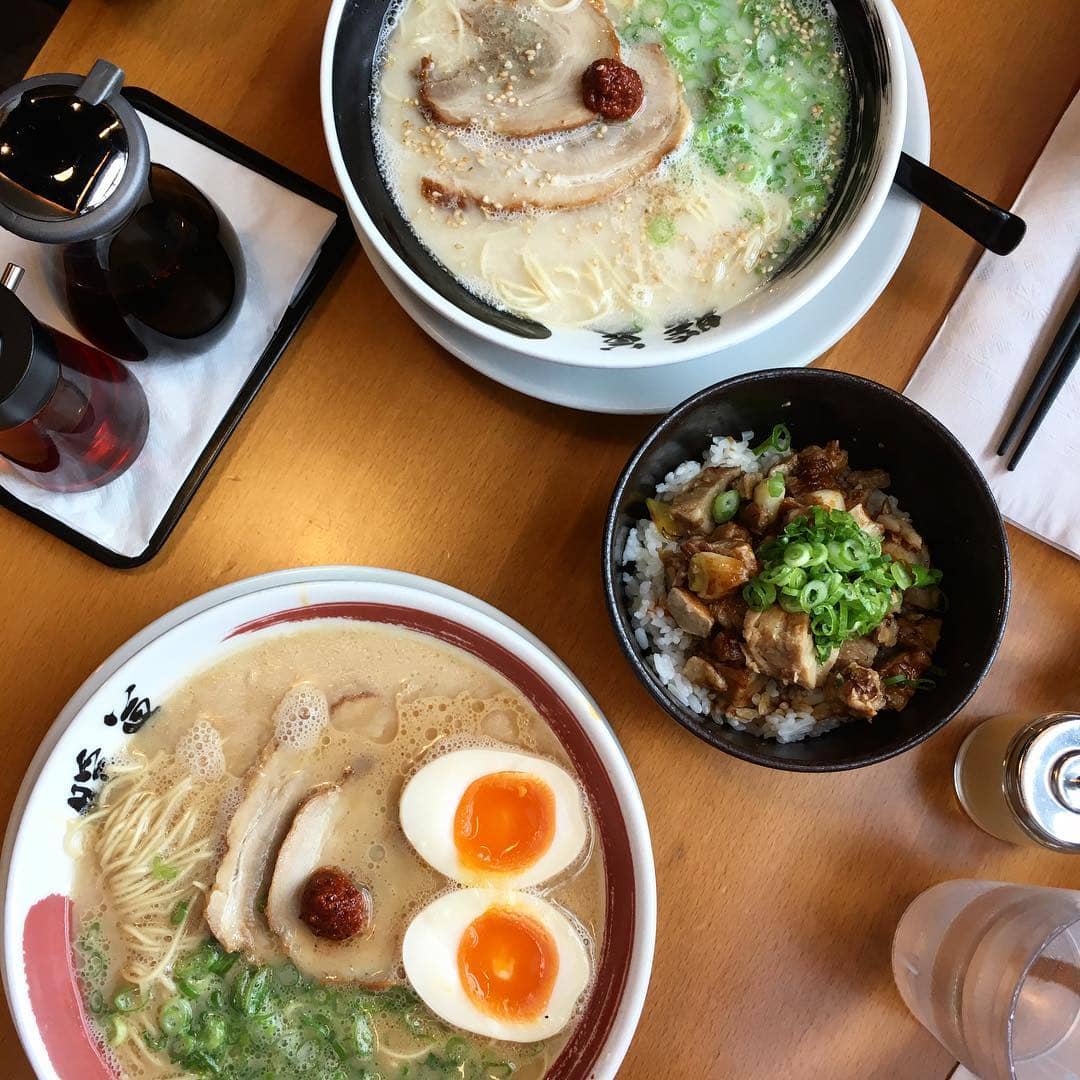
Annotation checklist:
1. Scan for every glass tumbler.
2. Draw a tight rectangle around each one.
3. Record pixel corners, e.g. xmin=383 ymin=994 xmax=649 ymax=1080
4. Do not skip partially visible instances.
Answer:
xmin=892 ymin=880 xmax=1080 ymax=1078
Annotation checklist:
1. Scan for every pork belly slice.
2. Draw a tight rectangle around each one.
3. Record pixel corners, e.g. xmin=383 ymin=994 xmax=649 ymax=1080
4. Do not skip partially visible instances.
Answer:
xmin=743 ymin=606 xmax=838 ymax=691
xmin=206 ymin=685 xmax=334 ymax=962
xmin=419 ymin=0 xmax=619 ymax=137
xmin=421 ymin=44 xmax=690 ymax=213
xmin=266 ymin=776 xmax=404 ymax=988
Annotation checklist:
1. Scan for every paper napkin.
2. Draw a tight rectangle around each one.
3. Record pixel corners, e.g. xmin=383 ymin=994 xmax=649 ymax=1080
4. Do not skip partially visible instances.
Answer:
xmin=906 ymin=93 xmax=1080 ymax=558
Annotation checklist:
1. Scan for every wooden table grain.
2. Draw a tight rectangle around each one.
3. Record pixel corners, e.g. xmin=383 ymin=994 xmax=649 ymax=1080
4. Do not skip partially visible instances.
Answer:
xmin=2 ymin=1 xmax=1079 ymax=1076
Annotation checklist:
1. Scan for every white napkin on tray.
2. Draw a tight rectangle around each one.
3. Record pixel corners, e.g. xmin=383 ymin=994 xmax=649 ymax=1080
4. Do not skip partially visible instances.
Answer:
xmin=905 ymin=93 xmax=1080 ymax=559
xmin=0 ymin=113 xmax=338 ymax=560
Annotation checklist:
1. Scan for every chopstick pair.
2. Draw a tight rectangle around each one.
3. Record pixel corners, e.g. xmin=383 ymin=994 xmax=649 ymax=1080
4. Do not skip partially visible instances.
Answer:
xmin=996 ymin=278 xmax=1080 ymax=470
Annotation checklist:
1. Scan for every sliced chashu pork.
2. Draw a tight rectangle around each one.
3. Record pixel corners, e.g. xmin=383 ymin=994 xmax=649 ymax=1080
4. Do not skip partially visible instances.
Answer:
xmin=419 ymin=0 xmax=618 ymax=137
xmin=421 ymin=44 xmax=689 ymax=213
xmin=266 ymin=772 xmax=433 ymax=987
xmin=205 ymin=684 xmax=336 ymax=962
xmin=743 ymin=607 xmax=839 ymax=691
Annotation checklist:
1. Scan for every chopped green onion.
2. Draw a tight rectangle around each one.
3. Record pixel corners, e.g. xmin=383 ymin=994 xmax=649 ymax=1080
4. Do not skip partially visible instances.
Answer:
xmin=159 ymin=997 xmax=192 ymax=1037
xmin=711 ymin=489 xmax=740 ymax=523
xmin=169 ymin=1033 xmax=196 ymax=1059
xmin=113 ymin=987 xmax=144 ymax=1013
xmin=141 ymin=1029 xmax=167 ymax=1052
xmin=208 ymin=951 xmax=238 ymax=976
xmin=235 ymin=966 xmax=271 ymax=1016
xmin=883 ymin=675 xmax=937 ymax=690
xmin=799 ymin=579 xmax=829 ymax=610
xmin=170 ymin=900 xmax=190 ymax=927
xmin=646 ymin=214 xmax=676 ymax=245
xmin=445 ymin=1036 xmax=470 ymax=1065
xmin=752 ymin=423 xmax=792 ymax=456
xmin=743 ymin=579 xmax=777 ymax=610
xmin=911 ymin=564 xmax=943 ymax=587
xmin=196 ymin=1011 xmax=227 ymax=1052
xmin=103 ymin=1014 xmax=128 ymax=1047
xmin=766 ymin=472 xmax=785 ymax=498
xmin=150 ymin=855 xmax=178 ymax=881
xmin=783 ymin=541 xmax=812 ymax=567
xmin=176 ymin=975 xmax=205 ymax=1000
xmin=889 ymin=561 xmax=914 ymax=589
xmin=355 ymin=1013 xmax=375 ymax=1058
xmin=275 ymin=963 xmax=301 ymax=989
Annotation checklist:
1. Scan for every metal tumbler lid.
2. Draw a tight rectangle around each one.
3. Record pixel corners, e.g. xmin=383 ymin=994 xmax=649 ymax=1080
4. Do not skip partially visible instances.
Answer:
xmin=0 ymin=60 xmax=149 ymax=244
xmin=1006 ymin=713 xmax=1080 ymax=852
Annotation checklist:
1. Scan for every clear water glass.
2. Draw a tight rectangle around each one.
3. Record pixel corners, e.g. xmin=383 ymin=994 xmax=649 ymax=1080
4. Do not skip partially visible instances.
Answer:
xmin=892 ymin=880 xmax=1080 ymax=1079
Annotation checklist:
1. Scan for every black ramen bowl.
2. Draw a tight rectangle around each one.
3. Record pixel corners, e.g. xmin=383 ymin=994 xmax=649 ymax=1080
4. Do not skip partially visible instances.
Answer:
xmin=602 ymin=369 xmax=1011 ymax=772
xmin=325 ymin=0 xmax=902 ymax=348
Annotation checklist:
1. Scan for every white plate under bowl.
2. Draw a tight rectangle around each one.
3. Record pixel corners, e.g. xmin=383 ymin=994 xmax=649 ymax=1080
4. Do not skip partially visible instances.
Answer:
xmin=365 ymin=19 xmax=929 ymax=415
xmin=0 ymin=567 xmax=656 ymax=1080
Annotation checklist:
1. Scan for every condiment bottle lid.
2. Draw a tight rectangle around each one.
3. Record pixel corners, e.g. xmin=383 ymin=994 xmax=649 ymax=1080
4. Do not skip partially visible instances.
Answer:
xmin=0 ymin=263 xmax=60 ymax=430
xmin=0 ymin=59 xmax=148 ymax=244
xmin=1006 ymin=713 xmax=1080 ymax=851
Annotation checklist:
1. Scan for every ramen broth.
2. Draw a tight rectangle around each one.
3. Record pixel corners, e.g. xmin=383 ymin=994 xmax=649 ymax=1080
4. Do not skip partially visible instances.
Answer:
xmin=70 ymin=622 xmax=605 ymax=1079
xmin=374 ymin=0 xmax=850 ymax=331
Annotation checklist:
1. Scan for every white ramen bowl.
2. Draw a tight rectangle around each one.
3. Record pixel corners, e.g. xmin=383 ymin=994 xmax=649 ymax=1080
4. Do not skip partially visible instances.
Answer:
xmin=0 ymin=567 xmax=656 ymax=1080
xmin=320 ymin=0 xmax=908 ymax=369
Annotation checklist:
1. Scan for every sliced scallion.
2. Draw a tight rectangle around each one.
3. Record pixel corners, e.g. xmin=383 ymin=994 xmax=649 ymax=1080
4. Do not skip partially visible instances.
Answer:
xmin=711 ymin=489 xmax=740 ymax=524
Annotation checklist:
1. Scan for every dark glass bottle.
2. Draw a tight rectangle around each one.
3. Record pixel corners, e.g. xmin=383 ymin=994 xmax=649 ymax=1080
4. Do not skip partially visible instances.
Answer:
xmin=0 ymin=264 xmax=149 ymax=492
xmin=0 ymin=60 xmax=244 ymax=361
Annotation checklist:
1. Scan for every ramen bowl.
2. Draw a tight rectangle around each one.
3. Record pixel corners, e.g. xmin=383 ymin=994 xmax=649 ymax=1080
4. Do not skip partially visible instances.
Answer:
xmin=0 ymin=567 xmax=655 ymax=1080
xmin=602 ymin=369 xmax=1011 ymax=771
xmin=320 ymin=0 xmax=907 ymax=369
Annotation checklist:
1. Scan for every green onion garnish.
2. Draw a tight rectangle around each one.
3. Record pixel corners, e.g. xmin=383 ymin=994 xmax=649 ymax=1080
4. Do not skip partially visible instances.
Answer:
xmin=883 ymin=675 xmax=937 ymax=690
xmin=150 ymin=855 xmax=178 ymax=881
xmin=766 ymin=472 xmax=785 ymax=498
xmin=742 ymin=506 xmax=944 ymax=660
xmin=113 ymin=987 xmax=144 ymax=1013
xmin=103 ymin=1014 xmax=128 ymax=1047
xmin=711 ymin=489 xmax=740 ymax=523
xmin=911 ymin=564 xmax=943 ymax=587
xmin=159 ymin=997 xmax=192 ymax=1037
xmin=752 ymin=423 xmax=792 ymax=456
xmin=170 ymin=900 xmax=190 ymax=927
xmin=646 ymin=214 xmax=676 ymax=245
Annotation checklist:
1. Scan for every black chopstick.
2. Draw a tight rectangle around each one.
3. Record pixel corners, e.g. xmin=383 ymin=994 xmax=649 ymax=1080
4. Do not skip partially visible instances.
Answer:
xmin=996 ymin=278 xmax=1080 ymax=470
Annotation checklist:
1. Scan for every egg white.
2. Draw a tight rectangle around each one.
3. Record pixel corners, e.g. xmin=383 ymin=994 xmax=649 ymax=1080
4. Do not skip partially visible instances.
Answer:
xmin=399 ymin=748 xmax=589 ymax=887
xmin=402 ymin=887 xmax=591 ymax=1042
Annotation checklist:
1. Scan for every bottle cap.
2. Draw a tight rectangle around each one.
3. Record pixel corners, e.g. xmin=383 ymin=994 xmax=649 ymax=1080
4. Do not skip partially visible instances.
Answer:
xmin=0 ymin=60 xmax=149 ymax=244
xmin=1006 ymin=713 xmax=1080 ymax=851
xmin=0 ymin=263 xmax=60 ymax=430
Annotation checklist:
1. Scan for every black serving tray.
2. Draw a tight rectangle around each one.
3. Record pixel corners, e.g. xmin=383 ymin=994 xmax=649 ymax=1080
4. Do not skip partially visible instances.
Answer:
xmin=0 ymin=86 xmax=355 ymax=569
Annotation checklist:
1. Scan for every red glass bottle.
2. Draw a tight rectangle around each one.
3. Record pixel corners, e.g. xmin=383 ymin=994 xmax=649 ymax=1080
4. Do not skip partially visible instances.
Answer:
xmin=0 ymin=264 xmax=149 ymax=492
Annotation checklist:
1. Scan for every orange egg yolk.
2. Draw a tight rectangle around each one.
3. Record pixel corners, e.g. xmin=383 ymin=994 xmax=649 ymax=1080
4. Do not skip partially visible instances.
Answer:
xmin=453 ymin=771 xmax=556 ymax=874
xmin=457 ymin=907 xmax=559 ymax=1020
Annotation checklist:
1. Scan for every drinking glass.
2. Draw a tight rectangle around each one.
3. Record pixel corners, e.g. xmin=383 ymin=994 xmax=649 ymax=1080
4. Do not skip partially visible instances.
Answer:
xmin=892 ymin=880 xmax=1080 ymax=1078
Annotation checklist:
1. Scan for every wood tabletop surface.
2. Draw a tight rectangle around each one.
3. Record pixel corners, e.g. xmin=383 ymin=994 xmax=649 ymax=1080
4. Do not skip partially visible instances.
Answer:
xmin=2 ymin=0 xmax=1079 ymax=1076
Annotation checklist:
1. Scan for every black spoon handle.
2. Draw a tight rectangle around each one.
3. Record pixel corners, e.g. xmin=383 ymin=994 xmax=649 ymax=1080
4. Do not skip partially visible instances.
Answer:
xmin=894 ymin=152 xmax=1027 ymax=255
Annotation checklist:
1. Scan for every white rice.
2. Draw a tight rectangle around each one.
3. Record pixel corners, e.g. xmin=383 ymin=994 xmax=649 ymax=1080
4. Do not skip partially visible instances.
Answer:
xmin=622 ymin=432 xmax=849 ymax=743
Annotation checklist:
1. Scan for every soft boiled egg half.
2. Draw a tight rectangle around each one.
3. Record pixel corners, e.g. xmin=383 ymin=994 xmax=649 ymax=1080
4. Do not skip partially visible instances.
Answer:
xmin=402 ymin=888 xmax=591 ymax=1041
xmin=399 ymin=748 xmax=589 ymax=887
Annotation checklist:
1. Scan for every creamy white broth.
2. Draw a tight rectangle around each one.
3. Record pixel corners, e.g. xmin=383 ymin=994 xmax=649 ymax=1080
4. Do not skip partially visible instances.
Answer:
xmin=70 ymin=622 xmax=605 ymax=1079
xmin=373 ymin=0 xmax=849 ymax=331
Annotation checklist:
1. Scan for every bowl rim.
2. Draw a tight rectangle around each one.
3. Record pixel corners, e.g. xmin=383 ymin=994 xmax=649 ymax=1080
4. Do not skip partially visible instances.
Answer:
xmin=319 ymin=0 xmax=909 ymax=370
xmin=601 ymin=368 xmax=1013 ymax=772
xmin=0 ymin=566 xmax=656 ymax=1079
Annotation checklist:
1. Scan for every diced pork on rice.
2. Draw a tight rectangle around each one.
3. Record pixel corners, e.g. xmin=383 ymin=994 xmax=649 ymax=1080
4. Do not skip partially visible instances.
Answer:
xmin=622 ymin=433 xmax=853 ymax=743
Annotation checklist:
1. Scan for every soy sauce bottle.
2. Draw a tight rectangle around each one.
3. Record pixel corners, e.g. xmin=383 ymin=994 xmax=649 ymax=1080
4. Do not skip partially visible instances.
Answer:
xmin=0 ymin=60 xmax=244 ymax=362
xmin=0 ymin=263 xmax=149 ymax=491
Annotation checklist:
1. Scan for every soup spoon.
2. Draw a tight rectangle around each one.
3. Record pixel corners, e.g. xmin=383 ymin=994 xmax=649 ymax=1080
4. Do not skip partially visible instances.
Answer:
xmin=894 ymin=152 xmax=1026 ymax=255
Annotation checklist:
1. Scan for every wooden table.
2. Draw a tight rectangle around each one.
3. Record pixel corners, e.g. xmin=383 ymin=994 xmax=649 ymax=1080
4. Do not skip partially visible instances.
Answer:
xmin=2 ymin=1 xmax=1079 ymax=1076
